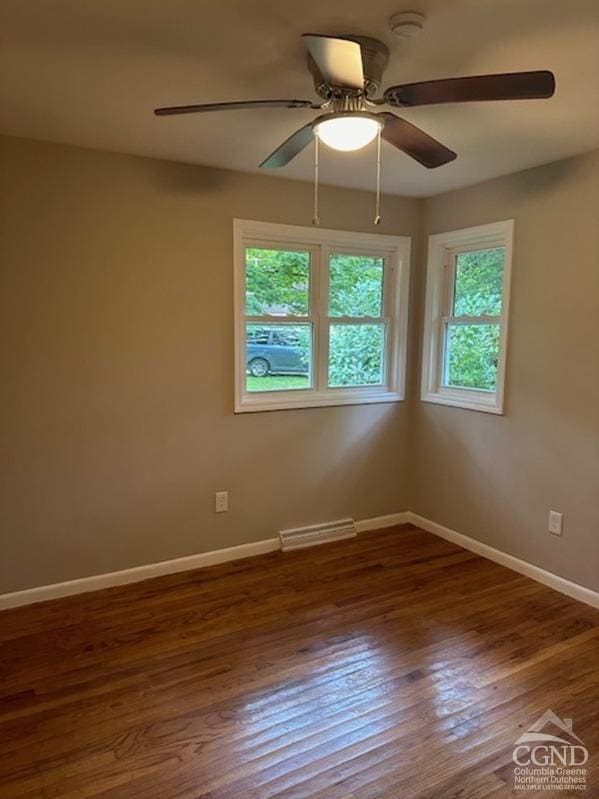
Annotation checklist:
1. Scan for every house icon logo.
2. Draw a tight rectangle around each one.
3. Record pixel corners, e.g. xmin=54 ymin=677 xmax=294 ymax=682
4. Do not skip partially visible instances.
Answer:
xmin=514 ymin=709 xmax=585 ymax=748
xmin=512 ymin=709 xmax=588 ymax=792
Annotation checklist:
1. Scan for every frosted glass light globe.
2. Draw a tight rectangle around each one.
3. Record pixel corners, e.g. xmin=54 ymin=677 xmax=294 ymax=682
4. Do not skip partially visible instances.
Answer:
xmin=315 ymin=115 xmax=381 ymax=152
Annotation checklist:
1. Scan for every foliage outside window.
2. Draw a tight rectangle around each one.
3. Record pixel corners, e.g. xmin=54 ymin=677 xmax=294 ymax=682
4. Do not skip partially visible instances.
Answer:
xmin=421 ymin=220 xmax=514 ymax=414
xmin=234 ymin=220 xmax=410 ymax=412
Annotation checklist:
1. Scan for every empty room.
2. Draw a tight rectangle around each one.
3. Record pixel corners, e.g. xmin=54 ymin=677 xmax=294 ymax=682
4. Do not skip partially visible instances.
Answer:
xmin=1 ymin=1 xmax=598 ymax=796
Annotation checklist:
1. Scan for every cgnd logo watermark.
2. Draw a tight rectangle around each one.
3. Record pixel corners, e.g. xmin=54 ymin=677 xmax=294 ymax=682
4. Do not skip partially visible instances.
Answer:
xmin=513 ymin=709 xmax=588 ymax=791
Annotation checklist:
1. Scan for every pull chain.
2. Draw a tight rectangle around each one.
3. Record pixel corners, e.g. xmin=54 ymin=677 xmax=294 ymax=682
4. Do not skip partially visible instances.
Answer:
xmin=374 ymin=127 xmax=382 ymax=226
xmin=312 ymin=134 xmax=320 ymax=226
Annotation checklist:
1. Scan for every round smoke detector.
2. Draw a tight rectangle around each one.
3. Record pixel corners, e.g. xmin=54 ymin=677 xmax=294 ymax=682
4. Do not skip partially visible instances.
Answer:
xmin=389 ymin=11 xmax=426 ymax=39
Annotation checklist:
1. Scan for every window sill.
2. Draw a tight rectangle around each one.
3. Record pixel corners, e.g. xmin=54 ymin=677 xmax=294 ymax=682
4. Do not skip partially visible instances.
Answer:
xmin=236 ymin=390 xmax=403 ymax=413
xmin=421 ymin=389 xmax=504 ymax=415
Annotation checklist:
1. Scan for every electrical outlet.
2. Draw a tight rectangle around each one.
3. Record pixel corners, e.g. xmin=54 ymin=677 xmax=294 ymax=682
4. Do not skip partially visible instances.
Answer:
xmin=215 ymin=491 xmax=229 ymax=513
xmin=548 ymin=510 xmax=563 ymax=536
xmin=215 ymin=491 xmax=228 ymax=513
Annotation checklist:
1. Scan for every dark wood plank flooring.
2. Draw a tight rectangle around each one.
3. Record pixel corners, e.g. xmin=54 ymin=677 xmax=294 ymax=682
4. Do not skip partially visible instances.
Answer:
xmin=1 ymin=524 xmax=598 ymax=798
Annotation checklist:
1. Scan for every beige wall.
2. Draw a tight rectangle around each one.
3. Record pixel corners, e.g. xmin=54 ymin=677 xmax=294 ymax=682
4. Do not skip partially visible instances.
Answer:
xmin=412 ymin=152 xmax=599 ymax=593
xmin=0 ymin=135 xmax=420 ymax=593
xmin=2 ymin=135 xmax=598 ymax=596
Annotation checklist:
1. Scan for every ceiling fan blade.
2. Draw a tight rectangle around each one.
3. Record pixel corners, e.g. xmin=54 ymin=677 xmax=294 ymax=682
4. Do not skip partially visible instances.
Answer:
xmin=383 ymin=70 xmax=556 ymax=107
xmin=380 ymin=113 xmax=457 ymax=169
xmin=260 ymin=123 xmax=315 ymax=169
xmin=154 ymin=99 xmax=315 ymax=116
xmin=302 ymin=34 xmax=364 ymax=90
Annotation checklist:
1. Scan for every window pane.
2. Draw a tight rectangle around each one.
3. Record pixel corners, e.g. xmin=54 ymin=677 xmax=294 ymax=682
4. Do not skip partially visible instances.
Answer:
xmin=329 ymin=254 xmax=384 ymax=317
xmin=246 ymin=324 xmax=311 ymax=392
xmin=328 ymin=324 xmax=385 ymax=387
xmin=444 ymin=323 xmax=500 ymax=391
xmin=453 ymin=247 xmax=504 ymax=316
xmin=245 ymin=248 xmax=310 ymax=316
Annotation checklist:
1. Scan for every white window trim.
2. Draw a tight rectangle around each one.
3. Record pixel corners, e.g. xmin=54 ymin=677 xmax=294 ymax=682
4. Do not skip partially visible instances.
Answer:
xmin=420 ymin=219 xmax=514 ymax=415
xmin=234 ymin=219 xmax=411 ymax=413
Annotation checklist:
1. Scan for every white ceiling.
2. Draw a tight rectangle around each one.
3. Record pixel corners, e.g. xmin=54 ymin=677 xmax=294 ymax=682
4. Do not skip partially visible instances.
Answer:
xmin=2 ymin=0 xmax=599 ymax=196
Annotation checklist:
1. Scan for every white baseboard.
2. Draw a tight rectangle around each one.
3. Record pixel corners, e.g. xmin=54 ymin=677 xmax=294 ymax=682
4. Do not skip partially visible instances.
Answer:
xmin=355 ymin=512 xmax=409 ymax=533
xmin=0 ymin=538 xmax=280 ymax=611
xmin=0 ymin=512 xmax=410 ymax=610
xmin=3 ymin=510 xmax=597 ymax=612
xmin=407 ymin=512 xmax=599 ymax=610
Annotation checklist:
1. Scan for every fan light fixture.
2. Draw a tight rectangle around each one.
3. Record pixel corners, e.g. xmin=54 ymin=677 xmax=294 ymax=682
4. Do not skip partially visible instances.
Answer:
xmin=314 ymin=113 xmax=382 ymax=152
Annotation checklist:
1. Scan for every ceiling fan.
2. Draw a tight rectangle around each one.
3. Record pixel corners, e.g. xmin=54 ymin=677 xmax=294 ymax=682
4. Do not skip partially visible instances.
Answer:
xmin=154 ymin=33 xmax=556 ymax=171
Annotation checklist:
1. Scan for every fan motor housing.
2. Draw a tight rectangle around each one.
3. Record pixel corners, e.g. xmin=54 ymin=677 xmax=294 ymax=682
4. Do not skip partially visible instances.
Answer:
xmin=308 ymin=35 xmax=389 ymax=99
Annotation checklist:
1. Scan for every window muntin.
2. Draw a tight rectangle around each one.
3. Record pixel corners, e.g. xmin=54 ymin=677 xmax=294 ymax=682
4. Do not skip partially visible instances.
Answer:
xmin=421 ymin=221 xmax=513 ymax=414
xmin=235 ymin=221 xmax=410 ymax=412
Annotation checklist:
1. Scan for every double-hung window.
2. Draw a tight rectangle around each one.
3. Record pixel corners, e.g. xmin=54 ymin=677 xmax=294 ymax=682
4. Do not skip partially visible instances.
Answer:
xmin=420 ymin=220 xmax=514 ymax=414
xmin=234 ymin=219 xmax=410 ymax=412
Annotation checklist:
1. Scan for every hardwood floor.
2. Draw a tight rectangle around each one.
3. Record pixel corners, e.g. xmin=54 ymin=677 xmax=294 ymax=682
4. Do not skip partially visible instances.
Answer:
xmin=1 ymin=524 xmax=598 ymax=798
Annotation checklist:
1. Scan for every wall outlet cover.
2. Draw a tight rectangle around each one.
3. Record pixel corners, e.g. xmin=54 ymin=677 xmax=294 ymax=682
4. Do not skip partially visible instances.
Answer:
xmin=548 ymin=510 xmax=563 ymax=536
xmin=215 ymin=491 xmax=228 ymax=513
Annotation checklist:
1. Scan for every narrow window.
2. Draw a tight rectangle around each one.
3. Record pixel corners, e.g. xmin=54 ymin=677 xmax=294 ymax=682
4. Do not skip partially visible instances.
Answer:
xmin=421 ymin=221 xmax=513 ymax=414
